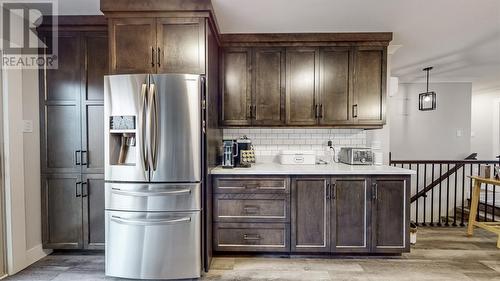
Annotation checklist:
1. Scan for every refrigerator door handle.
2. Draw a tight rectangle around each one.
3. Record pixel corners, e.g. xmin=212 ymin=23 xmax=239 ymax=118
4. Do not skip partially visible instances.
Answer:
xmin=148 ymin=83 xmax=158 ymax=171
xmin=140 ymin=83 xmax=149 ymax=171
xmin=111 ymin=188 xmax=191 ymax=197
xmin=110 ymin=216 xmax=191 ymax=226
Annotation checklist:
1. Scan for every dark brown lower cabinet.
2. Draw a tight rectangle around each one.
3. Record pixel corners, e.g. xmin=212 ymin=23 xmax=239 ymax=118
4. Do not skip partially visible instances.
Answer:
xmin=42 ymin=173 xmax=105 ymax=250
xmin=371 ymin=176 xmax=410 ymax=253
xmin=331 ymin=178 xmax=370 ymax=252
xmin=213 ymin=175 xmax=409 ymax=255
xmin=83 ymin=174 xmax=105 ymax=249
xmin=42 ymin=174 xmax=83 ymax=249
xmin=291 ymin=178 xmax=330 ymax=252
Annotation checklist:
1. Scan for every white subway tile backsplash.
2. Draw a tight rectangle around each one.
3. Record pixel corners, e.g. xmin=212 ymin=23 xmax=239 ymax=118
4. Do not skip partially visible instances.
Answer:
xmin=223 ymin=128 xmax=368 ymax=158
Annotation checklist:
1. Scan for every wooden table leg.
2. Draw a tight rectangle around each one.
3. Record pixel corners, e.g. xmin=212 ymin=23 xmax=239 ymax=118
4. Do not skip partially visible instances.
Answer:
xmin=467 ymin=180 xmax=481 ymax=236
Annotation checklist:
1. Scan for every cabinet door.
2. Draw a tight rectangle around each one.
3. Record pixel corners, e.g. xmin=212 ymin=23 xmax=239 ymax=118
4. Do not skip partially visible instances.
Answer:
xmin=221 ymin=48 xmax=252 ymax=126
xmin=286 ymin=48 xmax=319 ymax=125
xmin=253 ymin=48 xmax=285 ymax=125
xmin=291 ymin=178 xmax=330 ymax=252
xmin=353 ymin=47 xmax=386 ymax=125
xmin=82 ymin=33 xmax=106 ymax=174
xmin=319 ymin=47 xmax=353 ymax=125
xmin=331 ymin=178 xmax=370 ymax=252
xmin=109 ymin=18 xmax=156 ymax=74
xmin=82 ymin=174 xmax=105 ymax=249
xmin=40 ymin=32 xmax=82 ymax=174
xmin=42 ymin=174 xmax=83 ymax=249
xmin=371 ymin=177 xmax=410 ymax=253
xmin=156 ymin=18 xmax=205 ymax=74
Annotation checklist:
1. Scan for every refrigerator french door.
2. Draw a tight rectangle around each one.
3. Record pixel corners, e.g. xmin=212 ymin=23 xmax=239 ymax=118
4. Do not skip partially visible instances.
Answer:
xmin=104 ymin=74 xmax=202 ymax=280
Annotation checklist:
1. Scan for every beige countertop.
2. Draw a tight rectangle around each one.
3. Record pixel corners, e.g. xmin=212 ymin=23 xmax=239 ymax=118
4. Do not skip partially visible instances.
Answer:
xmin=210 ymin=162 xmax=416 ymax=175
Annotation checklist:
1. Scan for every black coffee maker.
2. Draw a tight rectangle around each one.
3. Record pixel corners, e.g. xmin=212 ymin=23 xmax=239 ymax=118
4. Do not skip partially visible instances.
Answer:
xmin=234 ymin=136 xmax=254 ymax=167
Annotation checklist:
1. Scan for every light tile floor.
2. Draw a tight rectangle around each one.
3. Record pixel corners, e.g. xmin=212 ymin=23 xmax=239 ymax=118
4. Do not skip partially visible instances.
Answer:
xmin=5 ymin=227 xmax=500 ymax=281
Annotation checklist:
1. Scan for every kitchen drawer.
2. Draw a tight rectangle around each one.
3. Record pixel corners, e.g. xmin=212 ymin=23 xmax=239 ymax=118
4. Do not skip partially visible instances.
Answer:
xmin=214 ymin=223 xmax=290 ymax=252
xmin=214 ymin=194 xmax=289 ymax=223
xmin=214 ymin=177 xmax=289 ymax=194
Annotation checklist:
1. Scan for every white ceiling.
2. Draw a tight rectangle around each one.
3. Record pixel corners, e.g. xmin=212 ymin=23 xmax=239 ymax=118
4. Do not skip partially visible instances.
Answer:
xmin=58 ymin=0 xmax=500 ymax=92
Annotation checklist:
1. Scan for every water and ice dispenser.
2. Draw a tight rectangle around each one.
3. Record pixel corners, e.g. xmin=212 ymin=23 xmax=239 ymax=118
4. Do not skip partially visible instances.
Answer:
xmin=109 ymin=116 xmax=136 ymax=166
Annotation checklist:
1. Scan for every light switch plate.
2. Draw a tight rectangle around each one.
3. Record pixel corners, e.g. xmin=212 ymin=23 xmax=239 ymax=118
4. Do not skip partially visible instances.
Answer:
xmin=456 ymin=129 xmax=463 ymax=137
xmin=23 ymin=120 xmax=33 ymax=133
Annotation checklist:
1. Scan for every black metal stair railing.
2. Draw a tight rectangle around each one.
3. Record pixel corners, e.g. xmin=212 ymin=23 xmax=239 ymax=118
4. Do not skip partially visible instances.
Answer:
xmin=389 ymin=153 xmax=499 ymax=226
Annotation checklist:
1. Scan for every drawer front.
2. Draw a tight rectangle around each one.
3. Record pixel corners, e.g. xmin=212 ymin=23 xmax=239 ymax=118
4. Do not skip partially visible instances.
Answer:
xmin=106 ymin=210 xmax=201 ymax=279
xmin=105 ymin=182 xmax=201 ymax=212
xmin=214 ymin=223 xmax=290 ymax=252
xmin=214 ymin=177 xmax=289 ymax=194
xmin=214 ymin=194 xmax=289 ymax=223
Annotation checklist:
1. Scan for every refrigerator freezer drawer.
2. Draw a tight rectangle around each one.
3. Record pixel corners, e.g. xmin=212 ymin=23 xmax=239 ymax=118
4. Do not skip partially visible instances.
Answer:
xmin=105 ymin=182 xmax=201 ymax=212
xmin=105 ymin=210 xmax=201 ymax=280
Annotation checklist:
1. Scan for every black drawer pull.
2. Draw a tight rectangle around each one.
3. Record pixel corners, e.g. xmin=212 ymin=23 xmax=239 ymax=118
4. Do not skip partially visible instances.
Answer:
xmin=243 ymin=234 xmax=261 ymax=240
xmin=244 ymin=184 xmax=260 ymax=189
xmin=243 ymin=205 xmax=260 ymax=214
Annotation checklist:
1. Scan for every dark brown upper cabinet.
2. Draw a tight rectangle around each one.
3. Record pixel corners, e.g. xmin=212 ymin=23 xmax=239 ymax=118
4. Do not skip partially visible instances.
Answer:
xmin=109 ymin=17 xmax=205 ymax=74
xmin=285 ymin=47 xmax=319 ymax=126
xmin=352 ymin=47 xmax=386 ymax=125
xmin=221 ymin=48 xmax=252 ymax=126
xmin=253 ymin=48 xmax=286 ymax=126
xmin=156 ymin=18 xmax=205 ymax=74
xmin=219 ymin=34 xmax=389 ymax=128
xmin=319 ymin=47 xmax=353 ymax=125
xmin=109 ymin=18 xmax=156 ymax=74
xmin=221 ymin=48 xmax=285 ymax=126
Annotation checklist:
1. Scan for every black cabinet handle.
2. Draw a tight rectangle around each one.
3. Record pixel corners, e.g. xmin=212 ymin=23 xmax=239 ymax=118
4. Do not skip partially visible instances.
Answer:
xmin=75 ymin=150 xmax=81 ymax=165
xmin=353 ymin=104 xmax=358 ymax=118
xmin=75 ymin=181 xmax=82 ymax=197
xmin=157 ymin=47 xmax=161 ymax=67
xmin=326 ymin=183 xmax=331 ymax=199
xmin=247 ymin=104 xmax=253 ymax=119
xmin=82 ymin=181 xmax=88 ymax=197
xmin=372 ymin=183 xmax=378 ymax=201
xmin=81 ymin=150 xmax=88 ymax=166
xmin=331 ymin=183 xmax=336 ymax=200
xmin=319 ymin=104 xmax=323 ymax=119
xmin=315 ymin=104 xmax=319 ymax=119
xmin=252 ymin=105 xmax=256 ymax=119
xmin=151 ymin=47 xmax=155 ymax=67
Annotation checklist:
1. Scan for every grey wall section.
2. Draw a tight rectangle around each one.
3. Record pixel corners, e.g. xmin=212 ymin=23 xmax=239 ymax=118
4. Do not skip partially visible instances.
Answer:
xmin=389 ymin=82 xmax=472 ymax=160
xmin=471 ymin=91 xmax=500 ymax=159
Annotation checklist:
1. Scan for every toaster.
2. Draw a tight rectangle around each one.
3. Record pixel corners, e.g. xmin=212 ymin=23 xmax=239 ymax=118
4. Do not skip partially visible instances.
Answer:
xmin=339 ymin=147 xmax=373 ymax=165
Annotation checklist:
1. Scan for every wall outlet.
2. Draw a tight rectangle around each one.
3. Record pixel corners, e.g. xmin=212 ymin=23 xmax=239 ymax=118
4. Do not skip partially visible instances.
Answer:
xmin=23 ymin=120 xmax=33 ymax=133
xmin=456 ymin=129 xmax=463 ymax=137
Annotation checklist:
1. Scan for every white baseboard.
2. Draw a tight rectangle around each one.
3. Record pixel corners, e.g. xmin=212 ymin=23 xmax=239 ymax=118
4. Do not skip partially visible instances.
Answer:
xmin=25 ymin=244 xmax=51 ymax=267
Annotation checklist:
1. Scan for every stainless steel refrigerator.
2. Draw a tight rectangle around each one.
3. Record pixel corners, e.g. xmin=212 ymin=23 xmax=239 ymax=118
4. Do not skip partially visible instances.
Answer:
xmin=104 ymin=74 xmax=202 ymax=280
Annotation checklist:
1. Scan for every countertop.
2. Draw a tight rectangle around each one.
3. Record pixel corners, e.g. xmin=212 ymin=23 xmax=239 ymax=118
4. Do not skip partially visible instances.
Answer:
xmin=210 ymin=162 xmax=416 ymax=175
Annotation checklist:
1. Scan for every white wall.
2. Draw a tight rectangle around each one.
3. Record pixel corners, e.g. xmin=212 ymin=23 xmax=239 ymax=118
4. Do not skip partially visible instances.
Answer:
xmin=1 ymin=13 xmax=49 ymax=275
xmin=2 ymin=62 xmax=48 ymax=276
xmin=471 ymin=91 xmax=500 ymax=159
xmin=389 ymin=82 xmax=472 ymax=160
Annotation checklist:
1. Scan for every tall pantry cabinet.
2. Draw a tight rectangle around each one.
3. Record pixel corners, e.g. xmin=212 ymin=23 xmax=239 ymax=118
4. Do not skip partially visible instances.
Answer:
xmin=38 ymin=17 xmax=107 ymax=249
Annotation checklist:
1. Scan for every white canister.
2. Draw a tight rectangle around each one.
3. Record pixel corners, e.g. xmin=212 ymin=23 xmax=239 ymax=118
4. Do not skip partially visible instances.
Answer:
xmin=373 ymin=152 xmax=383 ymax=165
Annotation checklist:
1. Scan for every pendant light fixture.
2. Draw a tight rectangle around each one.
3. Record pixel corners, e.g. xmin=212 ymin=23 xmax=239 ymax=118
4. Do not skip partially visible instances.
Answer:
xmin=419 ymin=67 xmax=436 ymax=111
